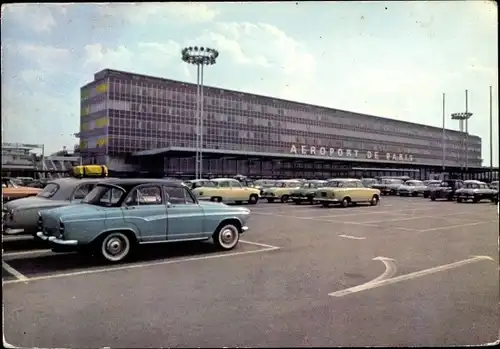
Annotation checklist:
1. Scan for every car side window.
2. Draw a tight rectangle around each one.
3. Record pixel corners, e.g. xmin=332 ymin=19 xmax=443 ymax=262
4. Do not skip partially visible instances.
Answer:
xmin=230 ymin=181 xmax=242 ymax=188
xmin=356 ymin=182 xmax=366 ymax=188
xmin=218 ymin=181 xmax=230 ymax=188
xmin=72 ymin=183 xmax=95 ymax=200
xmin=125 ymin=185 xmax=162 ymax=206
xmin=164 ymin=186 xmax=196 ymax=205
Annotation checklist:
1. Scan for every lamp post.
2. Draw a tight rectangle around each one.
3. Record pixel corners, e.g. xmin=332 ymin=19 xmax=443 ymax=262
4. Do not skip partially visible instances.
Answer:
xmin=489 ymin=85 xmax=493 ymax=181
xmin=181 ymin=46 xmax=219 ymax=179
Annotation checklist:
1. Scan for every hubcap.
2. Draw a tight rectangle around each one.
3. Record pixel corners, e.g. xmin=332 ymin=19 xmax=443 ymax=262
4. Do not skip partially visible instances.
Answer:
xmin=106 ymin=237 xmax=124 ymax=255
xmin=221 ymin=229 xmax=235 ymax=244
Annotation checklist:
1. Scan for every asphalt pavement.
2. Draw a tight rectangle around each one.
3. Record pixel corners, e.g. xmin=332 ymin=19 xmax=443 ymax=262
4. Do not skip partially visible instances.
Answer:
xmin=3 ymin=196 xmax=499 ymax=347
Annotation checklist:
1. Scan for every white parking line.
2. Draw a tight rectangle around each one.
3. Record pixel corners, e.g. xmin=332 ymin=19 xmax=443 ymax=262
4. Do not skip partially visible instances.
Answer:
xmin=338 ymin=234 xmax=366 ymax=240
xmin=3 ymin=249 xmax=52 ymax=258
xmin=418 ymin=220 xmax=498 ymax=232
xmin=2 ymin=261 xmax=28 ymax=282
xmin=2 ymin=241 xmax=281 ymax=285
xmin=1 ymin=235 xmax=33 ymax=242
xmin=360 ymin=212 xmax=477 ymax=224
xmin=328 ymin=255 xmax=494 ymax=297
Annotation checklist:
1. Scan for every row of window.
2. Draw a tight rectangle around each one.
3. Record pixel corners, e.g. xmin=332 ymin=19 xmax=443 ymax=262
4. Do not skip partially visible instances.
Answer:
xmin=87 ymin=78 xmax=479 ymax=143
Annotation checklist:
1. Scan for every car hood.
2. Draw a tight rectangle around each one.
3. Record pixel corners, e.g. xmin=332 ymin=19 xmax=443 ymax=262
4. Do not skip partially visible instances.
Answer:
xmin=3 ymin=196 xmax=69 ymax=211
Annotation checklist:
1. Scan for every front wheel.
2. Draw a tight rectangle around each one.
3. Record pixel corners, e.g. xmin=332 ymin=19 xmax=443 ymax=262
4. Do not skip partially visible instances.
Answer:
xmin=98 ymin=232 xmax=133 ymax=263
xmin=213 ymin=224 xmax=240 ymax=250
xmin=341 ymin=197 xmax=350 ymax=208
xmin=370 ymin=195 xmax=379 ymax=206
xmin=248 ymin=194 xmax=259 ymax=205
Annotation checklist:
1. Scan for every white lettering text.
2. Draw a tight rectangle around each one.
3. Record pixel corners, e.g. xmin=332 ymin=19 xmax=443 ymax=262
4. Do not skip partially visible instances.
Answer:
xmin=346 ymin=149 xmax=352 ymax=157
xmin=374 ymin=151 xmax=379 ymax=160
xmin=310 ymin=146 xmax=316 ymax=155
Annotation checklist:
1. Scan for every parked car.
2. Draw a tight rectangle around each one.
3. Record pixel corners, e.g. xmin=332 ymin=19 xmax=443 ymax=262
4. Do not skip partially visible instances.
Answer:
xmin=2 ymin=177 xmax=42 ymax=203
xmin=361 ymin=178 xmax=378 ymax=188
xmin=422 ymin=180 xmax=442 ymax=198
xmin=191 ymin=178 xmax=260 ymax=204
xmin=3 ymin=177 xmax=109 ymax=236
xmin=489 ymin=181 xmax=499 ymax=190
xmin=430 ymin=179 xmax=464 ymax=201
xmin=254 ymin=179 xmax=277 ymax=196
xmin=36 ymin=178 xmax=250 ymax=263
xmin=315 ymin=178 xmax=381 ymax=208
xmin=290 ymin=180 xmax=327 ymax=204
xmin=260 ymin=180 xmax=302 ymax=203
xmin=397 ymin=180 xmax=428 ymax=197
xmin=455 ymin=180 xmax=498 ymax=203
xmin=183 ymin=179 xmax=213 ymax=190
xmin=371 ymin=178 xmax=405 ymax=196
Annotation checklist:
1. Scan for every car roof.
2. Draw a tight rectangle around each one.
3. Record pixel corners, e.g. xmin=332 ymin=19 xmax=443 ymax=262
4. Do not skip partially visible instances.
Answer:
xmin=327 ymin=178 xmax=360 ymax=182
xmin=97 ymin=178 xmax=186 ymax=188
xmin=463 ymin=180 xmax=485 ymax=184
xmin=212 ymin=178 xmax=239 ymax=182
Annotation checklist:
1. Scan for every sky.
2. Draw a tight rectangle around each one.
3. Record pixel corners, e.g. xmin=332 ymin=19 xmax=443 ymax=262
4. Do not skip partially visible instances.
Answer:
xmin=1 ymin=1 xmax=498 ymax=166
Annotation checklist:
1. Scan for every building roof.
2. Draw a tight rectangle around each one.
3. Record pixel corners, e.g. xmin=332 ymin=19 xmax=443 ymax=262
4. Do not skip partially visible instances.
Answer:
xmin=86 ymin=69 xmax=479 ymax=138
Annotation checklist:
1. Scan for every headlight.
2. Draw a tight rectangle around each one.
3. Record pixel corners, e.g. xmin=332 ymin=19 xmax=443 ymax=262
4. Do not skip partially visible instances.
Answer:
xmin=37 ymin=213 xmax=43 ymax=231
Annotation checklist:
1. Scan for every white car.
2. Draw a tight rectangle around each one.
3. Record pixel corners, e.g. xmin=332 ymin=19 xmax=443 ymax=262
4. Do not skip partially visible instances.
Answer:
xmin=397 ymin=180 xmax=428 ymax=197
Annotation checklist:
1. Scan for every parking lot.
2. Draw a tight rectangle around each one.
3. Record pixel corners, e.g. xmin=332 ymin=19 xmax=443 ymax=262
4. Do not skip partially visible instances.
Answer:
xmin=3 ymin=196 xmax=499 ymax=347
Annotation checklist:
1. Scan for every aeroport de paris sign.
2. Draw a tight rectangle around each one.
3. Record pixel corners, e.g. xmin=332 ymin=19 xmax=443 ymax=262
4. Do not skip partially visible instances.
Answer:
xmin=289 ymin=144 xmax=414 ymax=162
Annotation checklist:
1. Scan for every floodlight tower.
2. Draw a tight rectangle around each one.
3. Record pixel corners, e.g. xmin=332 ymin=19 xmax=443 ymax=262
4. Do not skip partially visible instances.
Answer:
xmin=181 ymin=46 xmax=219 ymax=179
xmin=451 ymin=90 xmax=473 ymax=173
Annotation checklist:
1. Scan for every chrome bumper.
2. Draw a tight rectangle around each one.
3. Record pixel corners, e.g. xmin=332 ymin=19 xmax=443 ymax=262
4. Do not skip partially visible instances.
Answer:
xmin=241 ymin=226 xmax=249 ymax=233
xmin=36 ymin=232 xmax=78 ymax=246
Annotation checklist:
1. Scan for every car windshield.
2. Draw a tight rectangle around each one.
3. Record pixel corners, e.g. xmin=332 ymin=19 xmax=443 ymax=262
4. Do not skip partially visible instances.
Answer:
xmin=325 ymin=181 xmax=346 ymax=187
xmin=428 ymin=182 xmax=440 ymax=187
xmin=382 ymin=179 xmax=403 ymax=184
xmin=407 ymin=181 xmax=424 ymax=186
xmin=2 ymin=179 xmax=17 ymax=188
xmin=464 ymin=183 xmax=483 ymax=189
xmin=82 ymin=184 xmax=126 ymax=207
xmin=37 ymin=183 xmax=59 ymax=198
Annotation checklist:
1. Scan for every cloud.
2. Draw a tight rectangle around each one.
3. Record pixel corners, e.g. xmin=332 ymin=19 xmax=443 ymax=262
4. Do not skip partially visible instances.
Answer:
xmin=94 ymin=3 xmax=219 ymax=24
xmin=2 ymin=3 xmax=60 ymax=33
xmin=82 ymin=41 xmax=191 ymax=80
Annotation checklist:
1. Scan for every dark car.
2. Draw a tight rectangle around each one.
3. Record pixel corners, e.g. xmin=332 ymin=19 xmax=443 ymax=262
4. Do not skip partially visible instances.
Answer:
xmin=430 ymin=179 xmax=464 ymax=201
xmin=422 ymin=180 xmax=442 ymax=198
xmin=372 ymin=178 xmax=405 ymax=196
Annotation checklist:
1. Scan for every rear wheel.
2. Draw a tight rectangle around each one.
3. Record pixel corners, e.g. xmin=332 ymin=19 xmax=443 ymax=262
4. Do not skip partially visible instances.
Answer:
xmin=98 ymin=232 xmax=133 ymax=263
xmin=341 ymin=197 xmax=351 ymax=208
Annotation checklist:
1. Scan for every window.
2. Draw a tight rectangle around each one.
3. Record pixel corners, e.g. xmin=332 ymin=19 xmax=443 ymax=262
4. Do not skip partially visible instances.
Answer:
xmin=217 ymin=181 xmax=231 ymax=188
xmin=229 ymin=180 xmax=242 ymax=188
xmin=164 ymin=186 xmax=196 ymax=204
xmin=125 ymin=185 xmax=163 ymax=206
xmin=72 ymin=183 xmax=95 ymax=200
xmin=37 ymin=183 xmax=59 ymax=198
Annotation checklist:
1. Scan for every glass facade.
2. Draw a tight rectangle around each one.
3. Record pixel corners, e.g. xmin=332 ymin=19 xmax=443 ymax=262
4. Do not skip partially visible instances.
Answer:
xmin=79 ymin=69 xmax=483 ymax=171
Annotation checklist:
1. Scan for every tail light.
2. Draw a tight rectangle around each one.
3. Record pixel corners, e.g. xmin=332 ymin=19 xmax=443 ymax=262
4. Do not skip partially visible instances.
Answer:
xmin=37 ymin=213 xmax=43 ymax=231
xmin=59 ymin=219 xmax=65 ymax=238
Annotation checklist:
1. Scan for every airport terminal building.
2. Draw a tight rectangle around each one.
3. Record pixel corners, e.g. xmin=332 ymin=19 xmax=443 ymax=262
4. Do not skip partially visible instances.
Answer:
xmin=79 ymin=69 xmax=493 ymax=180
